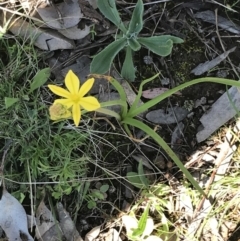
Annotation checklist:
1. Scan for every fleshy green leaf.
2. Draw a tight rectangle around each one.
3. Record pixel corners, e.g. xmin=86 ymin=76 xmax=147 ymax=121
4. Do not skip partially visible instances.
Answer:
xmin=97 ymin=0 xmax=127 ymax=33
xmin=100 ymin=184 xmax=109 ymax=193
xmin=121 ymin=46 xmax=135 ymax=82
xmin=87 ymin=200 xmax=96 ymax=209
xmin=128 ymin=38 xmax=141 ymax=51
xmin=126 ymin=172 xmax=145 ymax=189
xmin=4 ymin=97 xmax=19 ymax=109
xmin=92 ymin=190 xmax=105 ymax=200
xmin=128 ymin=0 xmax=144 ymax=35
xmin=91 ymin=37 xmax=127 ymax=74
xmin=138 ymin=35 xmax=184 ymax=56
xmin=29 ymin=68 xmax=51 ymax=93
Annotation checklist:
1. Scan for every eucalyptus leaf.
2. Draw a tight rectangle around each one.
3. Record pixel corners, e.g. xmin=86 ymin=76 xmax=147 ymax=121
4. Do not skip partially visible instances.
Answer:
xmin=5 ymin=97 xmax=19 ymax=109
xmin=121 ymin=46 xmax=135 ymax=81
xmin=0 ymin=190 xmax=34 ymax=241
xmin=138 ymin=35 xmax=184 ymax=56
xmin=91 ymin=37 xmax=127 ymax=74
xmin=97 ymin=0 xmax=127 ymax=33
xmin=128 ymin=38 xmax=141 ymax=51
xmin=29 ymin=68 xmax=51 ymax=93
xmin=128 ymin=0 xmax=144 ymax=35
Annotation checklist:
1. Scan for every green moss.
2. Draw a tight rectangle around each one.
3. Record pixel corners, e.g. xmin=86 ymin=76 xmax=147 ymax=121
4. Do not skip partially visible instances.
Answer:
xmin=171 ymin=34 xmax=206 ymax=84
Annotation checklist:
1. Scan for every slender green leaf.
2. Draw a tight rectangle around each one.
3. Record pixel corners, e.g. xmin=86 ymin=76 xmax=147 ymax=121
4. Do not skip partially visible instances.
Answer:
xmin=122 ymin=118 xmax=207 ymax=197
xmin=90 ymin=37 xmax=127 ymax=74
xmin=128 ymin=77 xmax=240 ymax=118
xmin=128 ymin=38 xmax=141 ymax=51
xmin=83 ymin=181 xmax=91 ymax=197
xmin=97 ymin=0 xmax=127 ymax=33
xmin=4 ymin=97 xmax=19 ymax=109
xmin=29 ymin=68 xmax=51 ymax=93
xmin=121 ymin=46 xmax=135 ymax=81
xmin=128 ymin=0 xmax=144 ymax=35
xmin=138 ymin=161 xmax=150 ymax=188
xmin=130 ymin=74 xmax=159 ymax=111
xmin=132 ymin=204 xmax=150 ymax=237
xmin=89 ymin=74 xmax=128 ymax=117
xmin=138 ymin=35 xmax=184 ymax=56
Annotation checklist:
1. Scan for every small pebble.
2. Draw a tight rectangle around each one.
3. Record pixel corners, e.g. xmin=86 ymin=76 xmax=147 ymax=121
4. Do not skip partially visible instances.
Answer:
xmin=167 ymin=161 xmax=173 ymax=169
xmin=161 ymin=77 xmax=170 ymax=85
xmin=143 ymin=55 xmax=153 ymax=65
xmin=108 ymin=186 xmax=116 ymax=193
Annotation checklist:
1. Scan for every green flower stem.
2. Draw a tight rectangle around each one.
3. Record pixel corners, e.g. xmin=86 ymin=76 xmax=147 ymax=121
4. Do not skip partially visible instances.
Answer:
xmin=90 ymin=74 xmax=128 ymax=116
xmin=107 ymin=78 xmax=128 ymax=117
xmin=130 ymin=73 xmax=159 ymax=111
xmin=127 ymin=77 xmax=240 ymax=118
xmin=122 ymin=117 xmax=207 ymax=197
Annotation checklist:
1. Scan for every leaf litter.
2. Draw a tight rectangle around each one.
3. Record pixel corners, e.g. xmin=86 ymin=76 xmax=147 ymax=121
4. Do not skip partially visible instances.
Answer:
xmin=0 ymin=189 xmax=34 ymax=241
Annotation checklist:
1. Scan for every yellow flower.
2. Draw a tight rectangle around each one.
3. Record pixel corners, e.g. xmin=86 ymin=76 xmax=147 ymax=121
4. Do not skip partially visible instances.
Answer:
xmin=49 ymin=103 xmax=71 ymax=121
xmin=48 ymin=70 xmax=100 ymax=126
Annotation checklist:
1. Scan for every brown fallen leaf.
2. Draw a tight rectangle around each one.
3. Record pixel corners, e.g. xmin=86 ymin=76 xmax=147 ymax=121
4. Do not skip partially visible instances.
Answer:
xmin=37 ymin=0 xmax=82 ymax=30
xmin=191 ymin=47 xmax=236 ymax=76
xmin=146 ymin=106 xmax=189 ymax=124
xmin=57 ymin=202 xmax=83 ymax=241
xmin=35 ymin=201 xmax=63 ymax=241
xmin=9 ymin=18 xmax=75 ymax=50
xmin=58 ymin=24 xmax=90 ymax=40
xmin=0 ymin=189 xmax=34 ymax=241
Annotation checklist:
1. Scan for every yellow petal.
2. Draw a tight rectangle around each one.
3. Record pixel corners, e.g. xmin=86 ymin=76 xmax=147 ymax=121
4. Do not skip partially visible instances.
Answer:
xmin=54 ymin=99 xmax=74 ymax=108
xmin=72 ymin=104 xmax=81 ymax=126
xmin=78 ymin=78 xmax=94 ymax=97
xmin=65 ymin=70 xmax=80 ymax=94
xmin=48 ymin=85 xmax=71 ymax=98
xmin=80 ymin=96 xmax=100 ymax=111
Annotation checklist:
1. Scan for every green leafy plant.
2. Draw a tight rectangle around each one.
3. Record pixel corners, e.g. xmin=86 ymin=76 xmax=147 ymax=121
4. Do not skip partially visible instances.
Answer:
xmin=127 ymin=161 xmax=150 ymax=189
xmin=89 ymin=73 xmax=240 ymax=197
xmin=4 ymin=67 xmax=51 ymax=108
xmin=0 ymin=39 xmax=94 ymax=205
xmin=126 ymin=161 xmax=172 ymax=237
xmin=86 ymin=183 xmax=109 ymax=209
xmin=90 ymin=0 xmax=183 ymax=81
xmin=122 ymin=204 xmax=164 ymax=241
xmin=47 ymin=69 xmax=240 ymax=198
